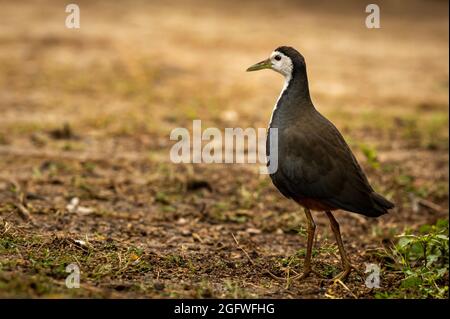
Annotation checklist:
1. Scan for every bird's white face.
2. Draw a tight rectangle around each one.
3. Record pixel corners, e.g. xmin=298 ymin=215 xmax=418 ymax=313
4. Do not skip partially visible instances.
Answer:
xmin=247 ymin=50 xmax=294 ymax=80
xmin=269 ymin=51 xmax=293 ymax=78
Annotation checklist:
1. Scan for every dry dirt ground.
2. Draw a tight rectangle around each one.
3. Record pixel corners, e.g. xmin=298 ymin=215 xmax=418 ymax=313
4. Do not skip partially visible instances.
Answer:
xmin=0 ymin=0 xmax=448 ymax=298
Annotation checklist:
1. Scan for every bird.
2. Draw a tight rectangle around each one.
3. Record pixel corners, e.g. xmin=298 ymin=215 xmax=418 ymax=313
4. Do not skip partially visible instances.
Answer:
xmin=247 ymin=46 xmax=394 ymax=281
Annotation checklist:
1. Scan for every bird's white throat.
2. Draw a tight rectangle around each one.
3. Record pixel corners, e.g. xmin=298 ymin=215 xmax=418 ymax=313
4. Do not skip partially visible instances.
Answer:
xmin=268 ymin=50 xmax=294 ymax=127
xmin=268 ymin=73 xmax=292 ymax=127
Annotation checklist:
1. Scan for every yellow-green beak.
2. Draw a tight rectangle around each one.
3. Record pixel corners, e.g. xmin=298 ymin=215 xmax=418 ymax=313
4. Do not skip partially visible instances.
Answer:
xmin=246 ymin=59 xmax=272 ymax=72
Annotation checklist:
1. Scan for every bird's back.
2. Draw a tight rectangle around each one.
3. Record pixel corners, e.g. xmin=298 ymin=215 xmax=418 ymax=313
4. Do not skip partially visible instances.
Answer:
xmin=268 ymin=105 xmax=394 ymax=217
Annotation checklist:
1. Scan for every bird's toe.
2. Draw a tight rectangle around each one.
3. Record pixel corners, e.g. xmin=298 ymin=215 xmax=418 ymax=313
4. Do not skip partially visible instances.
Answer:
xmin=331 ymin=266 xmax=353 ymax=283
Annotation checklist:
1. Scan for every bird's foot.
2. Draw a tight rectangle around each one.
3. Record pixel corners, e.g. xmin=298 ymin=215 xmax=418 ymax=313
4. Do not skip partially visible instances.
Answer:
xmin=291 ymin=267 xmax=322 ymax=281
xmin=285 ymin=267 xmax=327 ymax=288
xmin=330 ymin=264 xmax=354 ymax=283
xmin=284 ymin=267 xmax=310 ymax=289
xmin=292 ymin=268 xmax=311 ymax=281
xmin=267 ymin=265 xmax=323 ymax=288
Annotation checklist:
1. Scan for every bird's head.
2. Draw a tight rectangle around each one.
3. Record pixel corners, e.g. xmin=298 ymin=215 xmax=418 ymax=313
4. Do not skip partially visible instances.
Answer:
xmin=246 ymin=46 xmax=305 ymax=79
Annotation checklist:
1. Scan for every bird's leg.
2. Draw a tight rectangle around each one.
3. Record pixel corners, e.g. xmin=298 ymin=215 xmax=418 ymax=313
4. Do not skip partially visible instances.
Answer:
xmin=295 ymin=208 xmax=316 ymax=279
xmin=325 ymin=211 xmax=353 ymax=281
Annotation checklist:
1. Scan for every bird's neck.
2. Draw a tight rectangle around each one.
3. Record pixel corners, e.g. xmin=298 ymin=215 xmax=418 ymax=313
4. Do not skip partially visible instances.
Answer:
xmin=284 ymin=67 xmax=312 ymax=103
xmin=269 ymin=68 xmax=313 ymax=128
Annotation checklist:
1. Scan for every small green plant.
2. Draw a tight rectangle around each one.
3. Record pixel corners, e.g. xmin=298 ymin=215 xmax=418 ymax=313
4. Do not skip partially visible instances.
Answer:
xmin=383 ymin=219 xmax=449 ymax=298
xmin=359 ymin=143 xmax=380 ymax=169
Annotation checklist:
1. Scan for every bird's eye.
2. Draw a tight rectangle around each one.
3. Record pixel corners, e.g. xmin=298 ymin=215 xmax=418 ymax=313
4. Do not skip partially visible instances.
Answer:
xmin=274 ymin=55 xmax=282 ymax=61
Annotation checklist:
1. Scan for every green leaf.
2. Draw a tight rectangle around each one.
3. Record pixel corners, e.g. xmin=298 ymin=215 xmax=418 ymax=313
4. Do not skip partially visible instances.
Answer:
xmin=435 ymin=234 xmax=449 ymax=241
xmin=426 ymin=254 xmax=440 ymax=266
xmin=419 ymin=224 xmax=432 ymax=234
xmin=398 ymin=237 xmax=414 ymax=249
xmin=437 ymin=268 xmax=448 ymax=277
xmin=401 ymin=275 xmax=422 ymax=288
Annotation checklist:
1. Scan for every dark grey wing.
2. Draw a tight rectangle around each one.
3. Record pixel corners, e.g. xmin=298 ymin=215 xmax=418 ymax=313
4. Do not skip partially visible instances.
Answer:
xmin=274 ymin=116 xmax=388 ymax=217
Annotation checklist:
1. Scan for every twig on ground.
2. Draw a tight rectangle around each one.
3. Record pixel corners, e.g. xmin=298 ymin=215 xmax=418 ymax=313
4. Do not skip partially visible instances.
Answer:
xmin=8 ymin=179 xmax=35 ymax=225
xmin=264 ymin=270 xmax=286 ymax=281
xmin=231 ymin=232 xmax=255 ymax=266
xmin=334 ymin=279 xmax=358 ymax=299
xmin=418 ymin=198 xmax=447 ymax=214
xmin=15 ymin=203 xmax=32 ymax=223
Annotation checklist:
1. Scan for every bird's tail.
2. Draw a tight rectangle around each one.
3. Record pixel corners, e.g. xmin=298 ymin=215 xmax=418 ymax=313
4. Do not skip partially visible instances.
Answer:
xmin=369 ymin=192 xmax=395 ymax=217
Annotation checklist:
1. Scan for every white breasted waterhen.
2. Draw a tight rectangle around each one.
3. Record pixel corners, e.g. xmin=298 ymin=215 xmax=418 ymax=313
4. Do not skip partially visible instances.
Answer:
xmin=247 ymin=46 xmax=394 ymax=281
